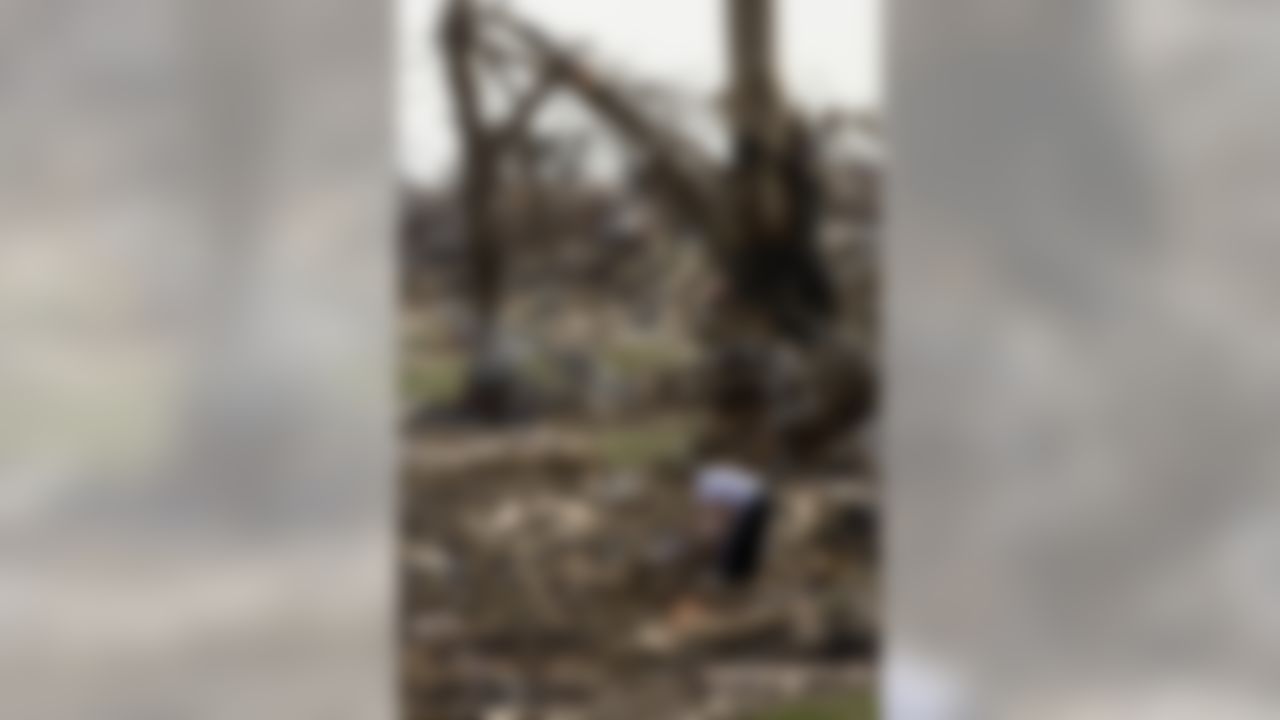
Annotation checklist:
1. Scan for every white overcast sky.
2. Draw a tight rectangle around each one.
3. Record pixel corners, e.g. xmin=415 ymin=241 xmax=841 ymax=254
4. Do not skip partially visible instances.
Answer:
xmin=398 ymin=0 xmax=883 ymax=183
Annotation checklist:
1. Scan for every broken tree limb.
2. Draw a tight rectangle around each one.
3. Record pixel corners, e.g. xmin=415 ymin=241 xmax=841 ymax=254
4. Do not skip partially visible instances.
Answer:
xmin=479 ymin=3 xmax=726 ymax=244
xmin=442 ymin=0 xmax=501 ymax=330
xmin=488 ymin=67 xmax=561 ymax=153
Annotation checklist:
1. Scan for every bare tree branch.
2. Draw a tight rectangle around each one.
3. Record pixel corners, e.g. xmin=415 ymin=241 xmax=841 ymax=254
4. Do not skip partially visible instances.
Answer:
xmin=488 ymin=67 xmax=560 ymax=153
xmin=480 ymin=3 xmax=725 ymax=241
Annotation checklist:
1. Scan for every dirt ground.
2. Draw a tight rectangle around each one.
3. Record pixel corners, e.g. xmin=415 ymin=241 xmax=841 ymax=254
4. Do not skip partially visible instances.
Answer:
xmin=400 ymin=405 xmax=877 ymax=720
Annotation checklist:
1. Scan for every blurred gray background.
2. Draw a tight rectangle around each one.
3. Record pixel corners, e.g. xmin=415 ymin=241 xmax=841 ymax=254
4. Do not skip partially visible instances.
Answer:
xmin=0 ymin=0 xmax=394 ymax=717
xmin=891 ymin=1 xmax=1280 ymax=717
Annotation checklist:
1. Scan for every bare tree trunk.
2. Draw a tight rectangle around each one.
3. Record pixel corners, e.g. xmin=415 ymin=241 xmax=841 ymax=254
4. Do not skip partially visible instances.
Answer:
xmin=709 ymin=0 xmax=867 ymax=464
xmin=724 ymin=0 xmax=837 ymax=342
xmin=705 ymin=0 xmax=798 ymax=463
xmin=728 ymin=0 xmax=787 ymax=247
xmin=442 ymin=0 xmax=513 ymax=420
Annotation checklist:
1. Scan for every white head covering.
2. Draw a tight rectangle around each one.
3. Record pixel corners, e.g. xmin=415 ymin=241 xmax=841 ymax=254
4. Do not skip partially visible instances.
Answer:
xmin=694 ymin=463 xmax=764 ymax=509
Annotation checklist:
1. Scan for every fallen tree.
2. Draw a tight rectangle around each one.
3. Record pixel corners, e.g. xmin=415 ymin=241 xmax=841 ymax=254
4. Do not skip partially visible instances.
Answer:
xmin=434 ymin=0 xmax=877 ymax=458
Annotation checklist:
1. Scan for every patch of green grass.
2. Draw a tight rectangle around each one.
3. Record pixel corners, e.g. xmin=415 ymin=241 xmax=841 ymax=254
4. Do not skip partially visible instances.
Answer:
xmin=401 ymin=357 xmax=466 ymax=405
xmin=605 ymin=340 xmax=693 ymax=379
xmin=749 ymin=691 xmax=878 ymax=720
xmin=594 ymin=415 xmax=696 ymax=469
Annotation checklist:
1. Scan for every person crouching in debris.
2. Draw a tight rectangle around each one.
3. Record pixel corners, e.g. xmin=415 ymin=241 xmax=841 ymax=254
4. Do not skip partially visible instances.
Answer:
xmin=690 ymin=338 xmax=783 ymax=591
xmin=691 ymin=441 xmax=774 ymax=589
xmin=634 ymin=435 xmax=775 ymax=652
